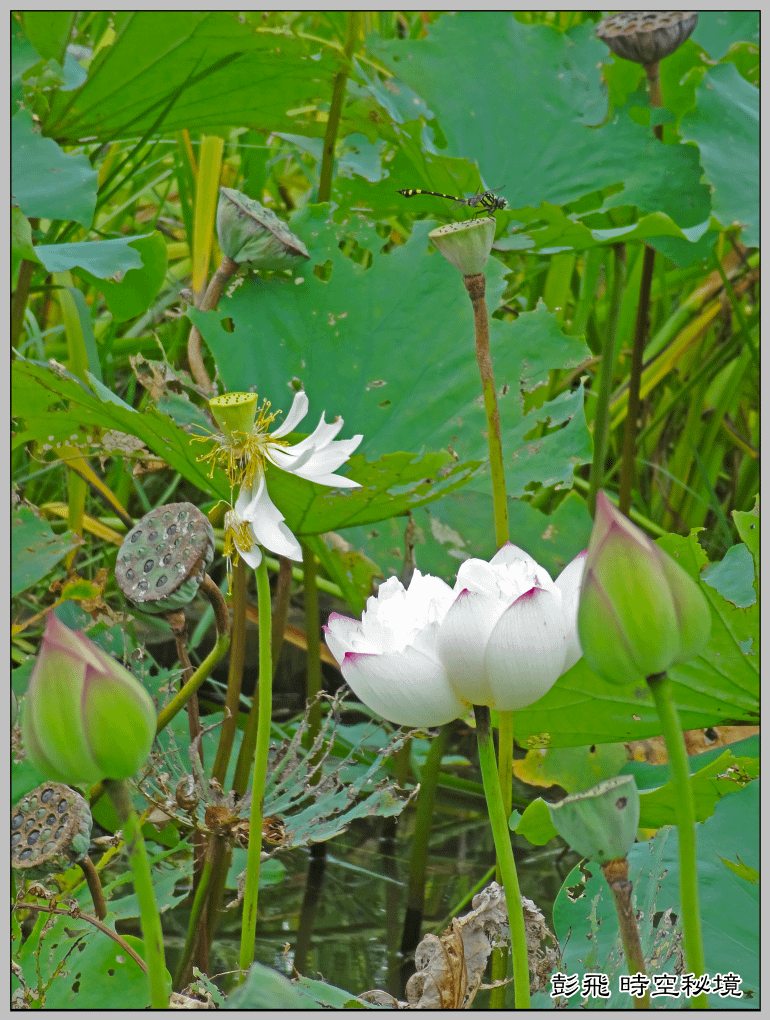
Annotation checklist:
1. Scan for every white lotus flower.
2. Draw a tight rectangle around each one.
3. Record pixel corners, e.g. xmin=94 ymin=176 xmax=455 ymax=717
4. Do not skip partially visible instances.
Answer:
xmin=324 ymin=544 xmax=587 ymax=727
xmin=324 ymin=571 xmax=463 ymax=727
xmin=437 ymin=543 xmax=586 ymax=712
xmin=216 ymin=390 xmax=362 ymax=570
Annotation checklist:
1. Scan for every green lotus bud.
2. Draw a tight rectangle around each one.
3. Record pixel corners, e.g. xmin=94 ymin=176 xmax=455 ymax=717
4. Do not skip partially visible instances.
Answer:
xmin=209 ymin=391 xmax=258 ymax=439
xmin=548 ymin=775 xmax=640 ymax=864
xmin=21 ymin=614 xmax=156 ymax=785
xmin=115 ymin=503 xmax=215 ymax=615
xmin=429 ymin=217 xmax=496 ymax=276
xmin=578 ymin=492 xmax=710 ymax=685
xmin=12 ymin=782 xmax=93 ymax=880
xmin=597 ymin=11 xmax=698 ymax=66
xmin=217 ymin=187 xmax=310 ymax=271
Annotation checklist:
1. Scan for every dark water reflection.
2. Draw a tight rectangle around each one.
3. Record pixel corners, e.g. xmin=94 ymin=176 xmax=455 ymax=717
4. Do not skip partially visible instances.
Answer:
xmin=205 ymin=787 xmax=580 ymax=1007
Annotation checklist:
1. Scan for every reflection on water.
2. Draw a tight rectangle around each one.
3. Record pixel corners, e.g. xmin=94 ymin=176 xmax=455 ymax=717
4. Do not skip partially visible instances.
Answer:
xmin=201 ymin=789 xmax=579 ymax=1006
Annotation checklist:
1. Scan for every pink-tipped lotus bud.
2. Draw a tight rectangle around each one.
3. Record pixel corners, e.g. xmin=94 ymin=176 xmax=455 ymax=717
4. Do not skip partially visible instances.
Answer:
xmin=578 ymin=492 xmax=710 ymax=685
xmin=21 ymin=614 xmax=156 ymax=785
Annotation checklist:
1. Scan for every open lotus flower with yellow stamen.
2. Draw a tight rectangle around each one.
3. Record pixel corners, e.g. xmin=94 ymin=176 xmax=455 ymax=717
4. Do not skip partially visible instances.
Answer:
xmin=214 ymin=390 xmax=363 ymax=570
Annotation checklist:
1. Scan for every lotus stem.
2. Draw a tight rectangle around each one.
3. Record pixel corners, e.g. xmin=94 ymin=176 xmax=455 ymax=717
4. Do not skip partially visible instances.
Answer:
xmin=238 ymin=554 xmax=273 ymax=975
xmin=646 ymin=671 xmax=708 ymax=1008
xmin=105 ymin=779 xmax=169 ymax=1009
xmin=474 ymin=705 xmax=529 ymax=1009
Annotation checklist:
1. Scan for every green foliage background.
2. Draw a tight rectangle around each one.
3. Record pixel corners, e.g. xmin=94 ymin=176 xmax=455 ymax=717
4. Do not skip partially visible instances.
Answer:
xmin=12 ymin=10 xmax=758 ymax=1010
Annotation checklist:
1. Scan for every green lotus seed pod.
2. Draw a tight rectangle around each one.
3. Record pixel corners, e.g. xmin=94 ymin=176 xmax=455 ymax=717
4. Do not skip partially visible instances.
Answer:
xmin=209 ymin=391 xmax=259 ymax=439
xmin=217 ymin=187 xmax=310 ymax=271
xmin=428 ymin=217 xmax=496 ymax=276
xmin=12 ymin=782 xmax=93 ymax=880
xmin=22 ymin=614 xmax=156 ymax=785
xmin=115 ymin=503 xmax=215 ymax=615
xmin=548 ymin=774 xmax=640 ymax=864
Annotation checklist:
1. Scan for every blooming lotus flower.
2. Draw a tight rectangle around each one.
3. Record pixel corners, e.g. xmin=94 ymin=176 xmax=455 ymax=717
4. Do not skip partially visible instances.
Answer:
xmin=324 ymin=571 xmax=463 ymax=727
xmin=578 ymin=491 xmax=711 ymax=685
xmin=224 ymin=473 xmax=304 ymax=569
xmin=324 ymin=544 xmax=586 ymax=728
xmin=22 ymin=614 xmax=156 ymax=786
xmin=437 ymin=544 xmax=587 ymax=712
xmin=204 ymin=389 xmax=363 ymax=568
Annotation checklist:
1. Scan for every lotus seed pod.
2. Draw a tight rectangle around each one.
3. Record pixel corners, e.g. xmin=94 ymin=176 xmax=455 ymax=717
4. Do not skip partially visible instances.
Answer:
xmin=548 ymin=774 xmax=640 ymax=864
xmin=217 ymin=187 xmax=310 ymax=271
xmin=12 ymin=782 xmax=93 ymax=880
xmin=22 ymin=613 xmax=157 ymax=785
xmin=175 ymin=775 xmax=199 ymax=813
xmin=597 ymin=11 xmax=698 ymax=66
xmin=209 ymin=392 xmax=259 ymax=439
xmin=115 ymin=503 xmax=215 ymax=615
xmin=429 ymin=217 xmax=496 ymax=276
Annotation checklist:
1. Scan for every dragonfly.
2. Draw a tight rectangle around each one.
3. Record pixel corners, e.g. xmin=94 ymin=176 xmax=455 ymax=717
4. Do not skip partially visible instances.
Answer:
xmin=396 ymin=187 xmax=507 ymax=216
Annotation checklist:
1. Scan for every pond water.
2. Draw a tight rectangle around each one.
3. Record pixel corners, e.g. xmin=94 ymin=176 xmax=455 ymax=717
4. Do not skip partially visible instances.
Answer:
xmin=163 ymin=774 xmax=580 ymax=1007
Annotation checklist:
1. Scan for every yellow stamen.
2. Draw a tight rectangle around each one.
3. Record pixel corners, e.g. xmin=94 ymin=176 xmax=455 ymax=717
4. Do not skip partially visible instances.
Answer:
xmin=193 ymin=399 xmax=289 ymax=490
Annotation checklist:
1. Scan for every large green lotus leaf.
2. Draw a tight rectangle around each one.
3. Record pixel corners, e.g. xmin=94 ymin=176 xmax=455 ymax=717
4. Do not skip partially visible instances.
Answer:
xmin=692 ymin=11 xmax=760 ymax=62
xmin=19 ymin=11 xmax=77 ymax=65
xmin=224 ymin=963 xmax=323 ymax=1010
xmin=71 ymin=232 xmax=168 ymax=323
xmin=510 ymin=533 xmax=757 ymax=749
xmin=342 ymin=487 xmax=593 ymax=589
xmin=34 ymin=234 xmax=151 ymax=277
xmin=192 ymin=214 xmax=592 ymax=482
xmin=553 ymin=780 xmax=759 ymax=1008
xmin=12 ymin=109 xmax=97 ymax=228
xmin=732 ymin=498 xmax=759 ymax=579
xmin=369 ymin=15 xmax=711 ymax=242
xmin=12 ymin=360 xmax=475 ymax=535
xmin=14 ymin=913 xmax=156 ymax=1010
xmin=12 ymin=504 xmax=82 ymax=596
xmin=680 ymin=63 xmax=759 ymax=247
xmin=12 ymin=360 xmax=223 ymax=496
xmin=43 ymin=12 xmax=337 ymax=143
xmin=265 ymin=449 xmax=481 ymax=535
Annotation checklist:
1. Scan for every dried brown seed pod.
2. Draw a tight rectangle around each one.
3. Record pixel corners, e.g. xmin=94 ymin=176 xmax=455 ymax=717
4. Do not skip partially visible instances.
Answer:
xmin=597 ymin=11 xmax=698 ymax=66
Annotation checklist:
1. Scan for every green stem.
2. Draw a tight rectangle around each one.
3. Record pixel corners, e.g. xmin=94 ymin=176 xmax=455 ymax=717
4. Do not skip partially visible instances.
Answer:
xmin=646 ymin=672 xmax=708 ymax=1009
xmin=464 ymin=272 xmax=509 ymax=549
xmin=588 ymin=244 xmax=626 ymax=517
xmin=154 ymin=628 xmax=231 ymax=736
xmin=400 ymin=723 xmax=451 ymax=956
xmin=302 ymin=543 xmax=323 ymax=752
xmin=212 ymin=557 xmax=246 ymax=784
xmin=618 ymin=243 xmax=656 ymax=515
xmin=474 ymin=706 xmax=529 ymax=1009
xmin=271 ymin=556 xmax=293 ymax=674
xmin=105 ymin=779 xmax=169 ymax=1009
xmin=318 ymin=13 xmax=359 ymax=201
xmin=173 ymin=855 xmax=213 ymax=990
xmin=489 ymin=709 xmax=514 ymax=1008
xmin=238 ymin=554 xmax=273 ymax=975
